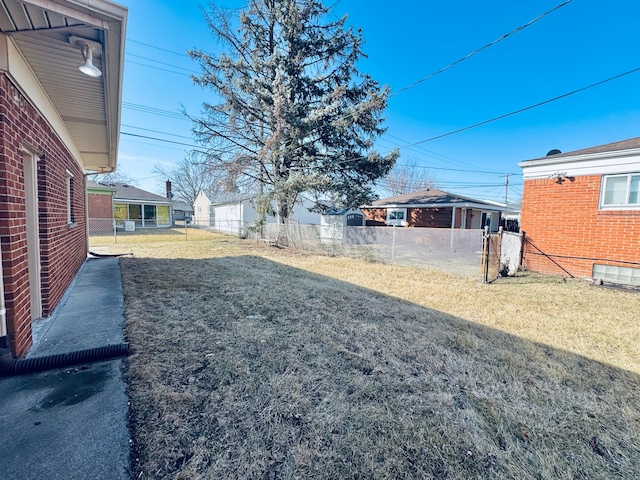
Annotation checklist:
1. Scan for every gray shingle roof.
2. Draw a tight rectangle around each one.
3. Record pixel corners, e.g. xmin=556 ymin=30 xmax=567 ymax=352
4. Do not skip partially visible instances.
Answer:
xmin=370 ymin=189 xmax=501 ymax=208
xmin=87 ymin=181 xmax=171 ymax=203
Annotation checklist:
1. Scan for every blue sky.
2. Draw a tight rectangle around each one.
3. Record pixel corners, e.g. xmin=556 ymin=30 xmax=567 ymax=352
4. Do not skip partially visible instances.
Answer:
xmin=118 ymin=0 xmax=640 ymax=204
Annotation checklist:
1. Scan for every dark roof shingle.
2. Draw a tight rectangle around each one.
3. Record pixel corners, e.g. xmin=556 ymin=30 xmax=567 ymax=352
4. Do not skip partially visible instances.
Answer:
xmin=526 ymin=136 xmax=640 ymax=162
xmin=371 ymin=189 xmax=499 ymax=208
xmin=87 ymin=181 xmax=170 ymax=203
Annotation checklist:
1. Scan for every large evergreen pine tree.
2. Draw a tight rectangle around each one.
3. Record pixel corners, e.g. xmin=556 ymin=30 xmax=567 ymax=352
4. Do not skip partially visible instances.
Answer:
xmin=189 ymin=0 xmax=398 ymax=222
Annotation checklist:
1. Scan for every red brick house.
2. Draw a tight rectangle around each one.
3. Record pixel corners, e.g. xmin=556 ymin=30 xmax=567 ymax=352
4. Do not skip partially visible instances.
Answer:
xmin=0 ymin=1 xmax=127 ymax=357
xmin=519 ymin=137 xmax=640 ymax=284
xmin=362 ymin=189 xmax=504 ymax=232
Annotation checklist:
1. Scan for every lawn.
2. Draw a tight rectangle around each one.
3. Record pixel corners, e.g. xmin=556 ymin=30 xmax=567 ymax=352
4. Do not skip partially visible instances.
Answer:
xmin=107 ymin=228 xmax=640 ymax=479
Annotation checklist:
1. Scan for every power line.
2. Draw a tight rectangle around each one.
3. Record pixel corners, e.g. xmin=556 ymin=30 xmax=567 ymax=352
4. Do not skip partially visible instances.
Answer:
xmin=122 ymin=102 xmax=189 ymax=120
xmin=399 ymin=66 xmax=640 ymax=150
xmin=126 ymin=60 xmax=193 ymax=77
xmin=121 ymin=132 xmax=204 ymax=150
xmin=395 ymin=163 xmax=515 ymax=175
xmin=126 ymin=53 xmax=200 ymax=74
xmin=383 ymin=133 xmax=479 ymax=169
xmin=120 ymin=137 xmax=191 ymax=152
xmin=120 ymin=65 xmax=639 ymax=176
xmin=390 ymin=0 xmax=573 ymax=97
xmin=121 ymin=124 xmax=195 ymax=140
xmin=127 ymin=38 xmax=188 ymax=57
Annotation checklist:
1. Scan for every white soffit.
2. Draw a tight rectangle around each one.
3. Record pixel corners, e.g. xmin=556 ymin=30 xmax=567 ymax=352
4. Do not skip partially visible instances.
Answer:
xmin=520 ymin=150 xmax=640 ymax=180
xmin=0 ymin=0 xmax=126 ymax=172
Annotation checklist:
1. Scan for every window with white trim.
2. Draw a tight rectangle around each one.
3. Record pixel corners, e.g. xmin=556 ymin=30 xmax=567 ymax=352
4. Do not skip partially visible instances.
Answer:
xmin=601 ymin=174 xmax=640 ymax=207
xmin=386 ymin=208 xmax=407 ymax=226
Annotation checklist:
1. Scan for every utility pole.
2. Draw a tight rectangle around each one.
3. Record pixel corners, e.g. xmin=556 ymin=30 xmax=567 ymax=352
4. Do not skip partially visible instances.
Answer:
xmin=499 ymin=174 xmax=512 ymax=205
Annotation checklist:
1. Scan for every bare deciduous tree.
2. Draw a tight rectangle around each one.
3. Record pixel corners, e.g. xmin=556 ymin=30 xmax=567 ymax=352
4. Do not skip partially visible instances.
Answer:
xmin=92 ymin=171 xmax=138 ymax=186
xmin=381 ymin=159 xmax=437 ymax=196
xmin=154 ymin=152 xmax=228 ymax=207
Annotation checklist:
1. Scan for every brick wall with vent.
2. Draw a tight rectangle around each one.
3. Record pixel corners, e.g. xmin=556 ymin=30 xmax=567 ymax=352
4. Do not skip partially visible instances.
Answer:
xmin=520 ymin=175 xmax=640 ymax=279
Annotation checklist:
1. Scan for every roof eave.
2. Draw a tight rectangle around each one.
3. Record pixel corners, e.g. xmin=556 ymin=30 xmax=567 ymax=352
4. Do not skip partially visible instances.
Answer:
xmin=364 ymin=202 xmax=503 ymax=211
xmin=519 ymin=147 xmax=640 ymax=169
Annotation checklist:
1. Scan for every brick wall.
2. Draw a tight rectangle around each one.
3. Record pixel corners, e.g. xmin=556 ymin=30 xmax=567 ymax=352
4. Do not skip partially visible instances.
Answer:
xmin=88 ymin=192 xmax=113 ymax=218
xmin=363 ymin=207 xmax=466 ymax=228
xmin=0 ymin=73 xmax=87 ymax=357
xmin=363 ymin=208 xmax=387 ymax=226
xmin=520 ymin=175 xmax=640 ymax=278
xmin=410 ymin=208 xmax=451 ymax=227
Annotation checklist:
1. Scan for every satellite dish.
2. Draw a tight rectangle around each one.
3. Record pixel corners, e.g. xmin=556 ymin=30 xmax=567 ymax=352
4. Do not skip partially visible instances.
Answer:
xmin=546 ymin=149 xmax=561 ymax=156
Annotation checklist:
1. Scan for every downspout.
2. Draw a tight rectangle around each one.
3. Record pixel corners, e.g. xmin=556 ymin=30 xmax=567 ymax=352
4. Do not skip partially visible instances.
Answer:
xmin=0 ymin=240 xmax=7 ymax=349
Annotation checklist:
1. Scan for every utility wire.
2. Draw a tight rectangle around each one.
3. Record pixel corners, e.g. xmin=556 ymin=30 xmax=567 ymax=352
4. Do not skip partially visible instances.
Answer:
xmin=399 ymin=66 xmax=640 ymax=150
xmin=126 ymin=53 xmax=200 ymax=74
xmin=120 ymin=67 xmax=640 ymax=174
xmin=126 ymin=60 xmax=193 ymax=77
xmin=390 ymin=0 xmax=573 ymax=97
xmin=127 ymin=38 xmax=188 ymax=57
xmin=121 ymin=132 xmax=204 ymax=150
xmin=121 ymin=124 xmax=195 ymax=140
xmin=122 ymin=102 xmax=189 ymax=120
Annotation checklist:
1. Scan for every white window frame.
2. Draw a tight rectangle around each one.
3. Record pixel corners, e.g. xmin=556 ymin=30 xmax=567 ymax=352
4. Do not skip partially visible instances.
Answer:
xmin=600 ymin=173 xmax=640 ymax=209
xmin=386 ymin=208 xmax=407 ymax=226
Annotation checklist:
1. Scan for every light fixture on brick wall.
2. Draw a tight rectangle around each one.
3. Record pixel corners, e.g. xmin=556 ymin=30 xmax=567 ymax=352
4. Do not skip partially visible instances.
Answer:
xmin=549 ymin=172 xmax=575 ymax=184
xmin=69 ymin=36 xmax=102 ymax=78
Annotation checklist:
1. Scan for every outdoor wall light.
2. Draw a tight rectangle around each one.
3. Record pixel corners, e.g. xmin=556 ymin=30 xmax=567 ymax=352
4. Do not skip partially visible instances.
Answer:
xmin=69 ymin=36 xmax=102 ymax=78
xmin=549 ymin=172 xmax=575 ymax=184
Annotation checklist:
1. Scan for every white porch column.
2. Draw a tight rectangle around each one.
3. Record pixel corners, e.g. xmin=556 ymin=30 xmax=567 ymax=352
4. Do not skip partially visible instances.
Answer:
xmin=450 ymin=207 xmax=456 ymax=249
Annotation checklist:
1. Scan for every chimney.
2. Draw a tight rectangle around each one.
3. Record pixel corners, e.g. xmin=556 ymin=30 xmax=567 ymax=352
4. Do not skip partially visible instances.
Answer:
xmin=166 ymin=180 xmax=173 ymax=199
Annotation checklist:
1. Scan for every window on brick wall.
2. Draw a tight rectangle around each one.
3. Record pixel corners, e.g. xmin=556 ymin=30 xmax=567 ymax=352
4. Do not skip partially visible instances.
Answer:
xmin=66 ymin=170 xmax=74 ymax=224
xmin=386 ymin=208 xmax=407 ymax=226
xmin=601 ymin=174 xmax=640 ymax=208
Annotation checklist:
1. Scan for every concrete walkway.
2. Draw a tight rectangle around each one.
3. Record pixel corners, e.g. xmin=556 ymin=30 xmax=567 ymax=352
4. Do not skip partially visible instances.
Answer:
xmin=0 ymin=257 xmax=130 ymax=480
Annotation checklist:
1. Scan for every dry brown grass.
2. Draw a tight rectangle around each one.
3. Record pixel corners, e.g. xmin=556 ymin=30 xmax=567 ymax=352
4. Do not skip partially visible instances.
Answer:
xmin=118 ymin=229 xmax=640 ymax=479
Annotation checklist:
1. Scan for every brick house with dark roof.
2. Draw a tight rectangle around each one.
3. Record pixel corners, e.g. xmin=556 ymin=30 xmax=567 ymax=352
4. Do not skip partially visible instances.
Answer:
xmin=0 ymin=0 xmax=127 ymax=357
xmin=362 ymin=189 xmax=504 ymax=232
xmin=519 ymin=137 xmax=640 ymax=284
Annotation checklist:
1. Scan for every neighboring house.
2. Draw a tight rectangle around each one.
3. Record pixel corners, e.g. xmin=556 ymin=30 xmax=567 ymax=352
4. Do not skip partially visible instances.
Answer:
xmin=320 ymin=207 xmax=366 ymax=240
xmin=193 ymin=189 xmax=323 ymax=233
xmin=519 ymin=137 xmax=640 ymax=284
xmin=87 ymin=181 xmax=117 ymax=235
xmin=87 ymin=181 xmax=173 ymax=230
xmin=362 ymin=189 xmax=503 ymax=232
xmin=193 ymin=189 xmax=217 ymax=226
xmin=0 ymin=0 xmax=127 ymax=357
xmin=172 ymin=201 xmax=194 ymax=225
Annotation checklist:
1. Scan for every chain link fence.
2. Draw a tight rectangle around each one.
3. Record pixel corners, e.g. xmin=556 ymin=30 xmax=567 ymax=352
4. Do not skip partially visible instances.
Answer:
xmin=257 ymin=223 xmax=485 ymax=279
xmin=88 ymin=218 xmax=185 ymax=243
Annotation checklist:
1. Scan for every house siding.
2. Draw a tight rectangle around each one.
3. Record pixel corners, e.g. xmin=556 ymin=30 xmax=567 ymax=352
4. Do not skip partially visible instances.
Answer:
xmin=0 ymin=73 xmax=86 ymax=357
xmin=520 ymin=174 xmax=640 ymax=278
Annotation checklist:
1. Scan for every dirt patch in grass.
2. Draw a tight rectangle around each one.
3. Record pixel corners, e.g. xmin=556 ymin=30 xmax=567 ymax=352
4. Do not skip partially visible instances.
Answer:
xmin=120 ymin=232 xmax=640 ymax=479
